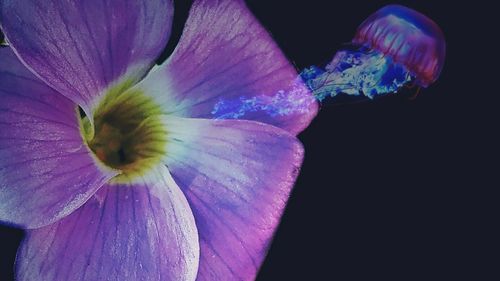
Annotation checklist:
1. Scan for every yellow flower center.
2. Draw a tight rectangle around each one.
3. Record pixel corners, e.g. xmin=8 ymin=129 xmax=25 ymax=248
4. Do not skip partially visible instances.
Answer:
xmin=79 ymin=81 xmax=167 ymax=183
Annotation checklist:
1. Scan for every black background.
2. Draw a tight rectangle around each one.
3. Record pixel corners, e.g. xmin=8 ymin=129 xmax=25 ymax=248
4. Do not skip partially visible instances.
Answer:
xmin=1 ymin=0 xmax=495 ymax=280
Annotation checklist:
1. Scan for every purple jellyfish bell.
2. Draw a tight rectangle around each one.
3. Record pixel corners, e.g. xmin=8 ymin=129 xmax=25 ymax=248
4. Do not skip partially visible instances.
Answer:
xmin=353 ymin=4 xmax=446 ymax=87
xmin=0 ymin=0 xmax=318 ymax=280
xmin=302 ymin=4 xmax=446 ymax=100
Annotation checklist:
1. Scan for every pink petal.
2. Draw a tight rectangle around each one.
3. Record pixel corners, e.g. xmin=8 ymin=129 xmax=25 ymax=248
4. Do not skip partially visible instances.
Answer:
xmin=134 ymin=0 xmax=318 ymax=135
xmin=0 ymin=48 xmax=117 ymax=229
xmin=0 ymin=0 xmax=174 ymax=113
xmin=162 ymin=116 xmax=304 ymax=280
xmin=16 ymin=166 xmax=199 ymax=281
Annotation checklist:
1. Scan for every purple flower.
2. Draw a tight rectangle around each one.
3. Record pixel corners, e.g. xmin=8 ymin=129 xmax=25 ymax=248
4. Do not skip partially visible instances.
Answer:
xmin=0 ymin=0 xmax=317 ymax=280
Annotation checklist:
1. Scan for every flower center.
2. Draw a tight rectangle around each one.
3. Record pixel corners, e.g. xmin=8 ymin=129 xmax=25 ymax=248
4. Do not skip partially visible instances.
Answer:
xmin=80 ymin=81 xmax=167 ymax=183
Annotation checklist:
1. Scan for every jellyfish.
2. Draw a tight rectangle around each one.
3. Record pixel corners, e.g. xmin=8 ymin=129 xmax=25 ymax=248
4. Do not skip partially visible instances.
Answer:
xmin=210 ymin=5 xmax=446 ymax=119
xmin=304 ymin=4 xmax=446 ymax=101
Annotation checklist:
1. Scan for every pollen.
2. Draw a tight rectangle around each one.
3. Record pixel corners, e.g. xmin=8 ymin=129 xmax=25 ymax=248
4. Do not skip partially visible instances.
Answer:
xmin=79 ymin=80 xmax=167 ymax=183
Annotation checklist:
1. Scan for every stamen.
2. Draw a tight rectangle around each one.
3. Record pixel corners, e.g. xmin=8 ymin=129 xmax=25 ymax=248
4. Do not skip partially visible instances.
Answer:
xmin=79 ymin=81 xmax=167 ymax=183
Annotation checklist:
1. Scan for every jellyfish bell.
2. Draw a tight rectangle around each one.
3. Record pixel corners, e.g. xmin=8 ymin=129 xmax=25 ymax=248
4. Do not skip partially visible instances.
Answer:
xmin=353 ymin=4 xmax=446 ymax=88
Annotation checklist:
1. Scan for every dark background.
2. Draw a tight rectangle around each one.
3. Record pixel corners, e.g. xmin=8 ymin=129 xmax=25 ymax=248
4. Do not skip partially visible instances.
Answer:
xmin=1 ymin=0 xmax=494 ymax=280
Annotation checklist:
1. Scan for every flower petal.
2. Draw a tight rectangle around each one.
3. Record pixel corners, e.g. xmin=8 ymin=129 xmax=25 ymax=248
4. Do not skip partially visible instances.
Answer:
xmin=162 ymin=116 xmax=304 ymax=280
xmin=16 ymin=166 xmax=200 ymax=281
xmin=134 ymin=0 xmax=318 ymax=135
xmin=0 ymin=0 xmax=174 ymax=113
xmin=0 ymin=48 xmax=117 ymax=229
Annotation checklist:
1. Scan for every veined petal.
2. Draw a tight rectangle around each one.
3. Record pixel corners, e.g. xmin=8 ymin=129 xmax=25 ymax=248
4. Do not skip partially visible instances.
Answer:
xmin=16 ymin=166 xmax=200 ymax=281
xmin=133 ymin=0 xmax=318 ymax=135
xmin=0 ymin=0 xmax=174 ymax=113
xmin=162 ymin=116 xmax=304 ymax=280
xmin=0 ymin=48 xmax=117 ymax=229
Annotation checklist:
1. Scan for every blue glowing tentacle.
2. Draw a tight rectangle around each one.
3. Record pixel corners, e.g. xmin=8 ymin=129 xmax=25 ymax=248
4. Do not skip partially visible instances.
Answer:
xmin=303 ymin=49 xmax=413 ymax=100
xmin=211 ymin=49 xmax=413 ymax=120
xmin=211 ymin=77 xmax=315 ymax=119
